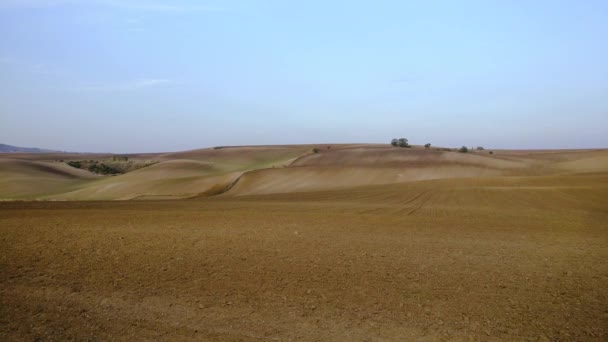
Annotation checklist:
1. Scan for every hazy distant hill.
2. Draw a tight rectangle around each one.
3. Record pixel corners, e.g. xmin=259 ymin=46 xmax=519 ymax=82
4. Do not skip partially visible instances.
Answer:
xmin=0 ymin=143 xmax=63 ymax=153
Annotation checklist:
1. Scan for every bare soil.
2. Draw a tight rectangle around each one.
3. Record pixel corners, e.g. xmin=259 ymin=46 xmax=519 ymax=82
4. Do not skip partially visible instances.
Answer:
xmin=1 ymin=172 xmax=607 ymax=341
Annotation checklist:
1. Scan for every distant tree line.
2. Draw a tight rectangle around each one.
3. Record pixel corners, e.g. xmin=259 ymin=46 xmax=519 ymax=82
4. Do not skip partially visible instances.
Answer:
xmin=389 ymin=139 xmax=493 ymax=154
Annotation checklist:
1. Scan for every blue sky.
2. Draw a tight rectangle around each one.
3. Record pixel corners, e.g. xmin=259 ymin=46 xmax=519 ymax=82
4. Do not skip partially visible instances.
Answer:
xmin=0 ymin=0 xmax=607 ymax=152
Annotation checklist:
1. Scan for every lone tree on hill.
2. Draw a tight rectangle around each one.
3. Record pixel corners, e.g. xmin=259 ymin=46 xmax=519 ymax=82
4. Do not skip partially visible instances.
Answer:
xmin=397 ymin=138 xmax=410 ymax=148
xmin=390 ymin=138 xmax=411 ymax=148
xmin=476 ymin=146 xmax=484 ymax=150
xmin=458 ymin=146 xmax=469 ymax=153
xmin=424 ymin=143 xmax=431 ymax=148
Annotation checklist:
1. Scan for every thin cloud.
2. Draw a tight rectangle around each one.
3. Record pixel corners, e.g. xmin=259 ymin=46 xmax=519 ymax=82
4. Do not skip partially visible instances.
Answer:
xmin=74 ymin=78 xmax=172 ymax=92
xmin=0 ymin=0 xmax=71 ymax=8
xmin=0 ymin=57 xmax=63 ymax=76
xmin=104 ymin=1 xmax=228 ymax=12
xmin=0 ymin=0 xmax=230 ymax=12
xmin=30 ymin=63 xmax=63 ymax=76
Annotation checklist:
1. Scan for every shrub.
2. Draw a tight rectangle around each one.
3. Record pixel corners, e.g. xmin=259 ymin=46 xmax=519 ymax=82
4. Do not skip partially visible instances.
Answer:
xmin=424 ymin=143 xmax=431 ymax=148
xmin=476 ymin=146 xmax=484 ymax=151
xmin=489 ymin=151 xmax=494 ymax=154
xmin=67 ymin=161 xmax=82 ymax=168
xmin=112 ymin=155 xmax=129 ymax=161
xmin=312 ymin=148 xmax=320 ymax=154
xmin=458 ymin=146 xmax=469 ymax=153
xmin=89 ymin=163 xmax=120 ymax=175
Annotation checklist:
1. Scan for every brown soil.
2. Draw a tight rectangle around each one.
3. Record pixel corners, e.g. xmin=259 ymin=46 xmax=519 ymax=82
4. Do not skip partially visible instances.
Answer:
xmin=1 ymin=171 xmax=607 ymax=340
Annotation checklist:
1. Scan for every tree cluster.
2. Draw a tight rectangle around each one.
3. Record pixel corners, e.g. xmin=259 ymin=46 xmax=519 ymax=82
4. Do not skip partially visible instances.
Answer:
xmin=389 ymin=139 xmax=489 ymax=154
xmin=66 ymin=160 xmax=121 ymax=175
xmin=390 ymin=138 xmax=410 ymax=148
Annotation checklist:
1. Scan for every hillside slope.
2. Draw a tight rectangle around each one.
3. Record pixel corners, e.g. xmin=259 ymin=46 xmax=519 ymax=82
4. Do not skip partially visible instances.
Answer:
xmin=0 ymin=145 xmax=315 ymax=200
xmin=1 ymin=145 xmax=607 ymax=200
xmin=0 ymin=143 xmax=63 ymax=153
xmin=0 ymin=158 xmax=98 ymax=199
xmin=223 ymin=147 xmax=608 ymax=196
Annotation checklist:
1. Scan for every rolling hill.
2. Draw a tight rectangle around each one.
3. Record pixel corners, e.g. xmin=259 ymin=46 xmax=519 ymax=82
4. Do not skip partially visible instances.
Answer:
xmin=0 ymin=144 xmax=607 ymax=200
xmin=2 ymin=144 xmax=608 ymax=340
xmin=0 ymin=143 xmax=63 ymax=153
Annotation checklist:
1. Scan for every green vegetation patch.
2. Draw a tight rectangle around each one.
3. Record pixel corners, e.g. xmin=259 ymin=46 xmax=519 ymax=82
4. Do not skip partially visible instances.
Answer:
xmin=67 ymin=160 xmax=121 ymax=175
xmin=66 ymin=158 xmax=157 ymax=175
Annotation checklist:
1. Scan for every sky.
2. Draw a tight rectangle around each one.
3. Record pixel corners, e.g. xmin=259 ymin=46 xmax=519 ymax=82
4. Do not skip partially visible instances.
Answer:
xmin=0 ymin=0 xmax=607 ymax=153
